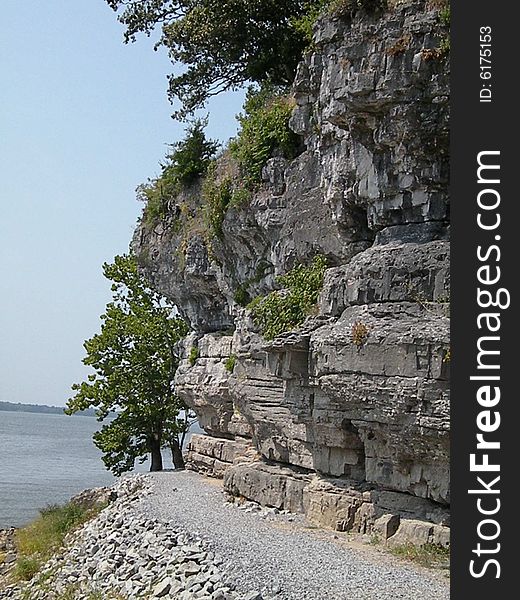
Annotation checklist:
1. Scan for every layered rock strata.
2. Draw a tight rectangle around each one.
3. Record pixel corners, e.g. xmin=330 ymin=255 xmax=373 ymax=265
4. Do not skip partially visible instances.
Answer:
xmin=134 ymin=0 xmax=450 ymax=547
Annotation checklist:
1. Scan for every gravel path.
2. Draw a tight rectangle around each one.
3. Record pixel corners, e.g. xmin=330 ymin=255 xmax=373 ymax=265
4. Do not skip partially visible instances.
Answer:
xmin=136 ymin=471 xmax=450 ymax=600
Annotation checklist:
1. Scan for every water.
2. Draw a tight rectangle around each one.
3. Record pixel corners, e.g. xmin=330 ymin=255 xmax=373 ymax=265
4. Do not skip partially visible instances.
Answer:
xmin=0 ymin=410 xmax=185 ymax=528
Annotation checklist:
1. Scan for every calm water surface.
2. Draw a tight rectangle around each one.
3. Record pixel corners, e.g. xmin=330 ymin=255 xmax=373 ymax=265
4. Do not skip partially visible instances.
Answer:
xmin=0 ymin=411 xmax=173 ymax=527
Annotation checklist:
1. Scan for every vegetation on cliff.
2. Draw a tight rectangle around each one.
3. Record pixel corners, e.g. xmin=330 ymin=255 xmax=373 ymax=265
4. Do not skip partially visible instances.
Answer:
xmin=66 ymin=254 xmax=193 ymax=474
xmin=137 ymin=85 xmax=299 ymax=259
xmin=138 ymin=119 xmax=219 ymax=227
xmin=249 ymin=255 xmax=327 ymax=340
xmin=230 ymin=84 xmax=300 ymax=185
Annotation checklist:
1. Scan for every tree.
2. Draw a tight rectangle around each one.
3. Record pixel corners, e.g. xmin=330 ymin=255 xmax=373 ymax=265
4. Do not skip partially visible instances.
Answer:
xmin=162 ymin=117 xmax=219 ymax=187
xmin=66 ymin=254 xmax=192 ymax=475
xmin=106 ymin=0 xmax=310 ymax=118
xmin=163 ymin=408 xmax=198 ymax=470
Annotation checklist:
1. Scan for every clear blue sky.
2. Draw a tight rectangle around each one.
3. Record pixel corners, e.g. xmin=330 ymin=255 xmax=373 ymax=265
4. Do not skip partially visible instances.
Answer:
xmin=0 ymin=0 xmax=244 ymax=407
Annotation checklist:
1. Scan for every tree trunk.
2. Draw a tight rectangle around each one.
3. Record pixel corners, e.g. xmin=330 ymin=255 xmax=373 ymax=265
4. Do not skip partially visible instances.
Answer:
xmin=149 ymin=438 xmax=163 ymax=472
xmin=170 ymin=437 xmax=185 ymax=470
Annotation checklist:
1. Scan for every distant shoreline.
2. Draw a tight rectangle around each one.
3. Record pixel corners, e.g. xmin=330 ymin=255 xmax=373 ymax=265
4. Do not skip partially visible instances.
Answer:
xmin=0 ymin=401 xmax=96 ymax=417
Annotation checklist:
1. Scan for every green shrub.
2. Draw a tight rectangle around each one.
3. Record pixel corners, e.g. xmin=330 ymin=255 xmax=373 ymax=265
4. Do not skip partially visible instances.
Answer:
xmin=138 ymin=119 xmax=219 ymax=227
xmin=328 ymin=0 xmax=387 ymax=16
xmin=249 ymin=255 xmax=327 ymax=340
xmin=443 ymin=347 xmax=451 ymax=363
xmin=189 ymin=346 xmax=200 ymax=366
xmin=224 ymin=355 xmax=237 ymax=373
xmin=439 ymin=36 xmax=450 ymax=54
xmin=439 ymin=5 xmax=450 ymax=27
xmin=233 ymin=260 xmax=273 ymax=307
xmin=203 ymin=174 xmax=233 ymax=239
xmin=137 ymin=181 xmax=171 ymax=227
xmin=230 ymin=186 xmax=252 ymax=208
xmin=230 ymin=84 xmax=300 ymax=185
xmin=291 ymin=0 xmax=386 ymax=42
xmin=164 ymin=118 xmax=219 ymax=187
xmin=14 ymin=556 xmax=41 ymax=581
xmin=438 ymin=5 xmax=450 ymax=54
xmin=291 ymin=1 xmax=330 ymax=44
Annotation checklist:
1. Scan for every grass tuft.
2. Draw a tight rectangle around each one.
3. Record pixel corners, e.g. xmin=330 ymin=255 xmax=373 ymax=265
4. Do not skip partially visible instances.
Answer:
xmin=390 ymin=542 xmax=450 ymax=568
xmin=14 ymin=501 xmax=104 ymax=581
xmin=224 ymin=355 xmax=237 ymax=373
xmin=188 ymin=346 xmax=200 ymax=366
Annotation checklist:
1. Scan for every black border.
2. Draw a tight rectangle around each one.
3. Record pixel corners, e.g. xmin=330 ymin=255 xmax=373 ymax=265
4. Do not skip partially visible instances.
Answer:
xmin=451 ymin=1 xmax=517 ymax=595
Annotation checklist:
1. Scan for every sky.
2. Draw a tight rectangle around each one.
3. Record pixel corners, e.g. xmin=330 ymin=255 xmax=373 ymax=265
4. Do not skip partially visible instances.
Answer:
xmin=0 ymin=0 xmax=245 ymax=407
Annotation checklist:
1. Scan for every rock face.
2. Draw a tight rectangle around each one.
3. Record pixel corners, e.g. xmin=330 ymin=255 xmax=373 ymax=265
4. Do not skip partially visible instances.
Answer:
xmin=133 ymin=1 xmax=450 ymax=546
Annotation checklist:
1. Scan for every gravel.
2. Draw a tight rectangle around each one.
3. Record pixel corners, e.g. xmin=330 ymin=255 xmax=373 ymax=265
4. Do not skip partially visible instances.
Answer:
xmin=0 ymin=472 xmax=449 ymax=600
xmin=137 ymin=471 xmax=450 ymax=600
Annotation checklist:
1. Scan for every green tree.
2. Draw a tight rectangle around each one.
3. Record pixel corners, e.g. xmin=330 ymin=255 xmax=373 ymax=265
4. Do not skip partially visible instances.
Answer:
xmin=161 ymin=117 xmax=219 ymax=187
xmin=106 ymin=0 xmax=311 ymax=118
xmin=66 ymin=254 xmax=192 ymax=475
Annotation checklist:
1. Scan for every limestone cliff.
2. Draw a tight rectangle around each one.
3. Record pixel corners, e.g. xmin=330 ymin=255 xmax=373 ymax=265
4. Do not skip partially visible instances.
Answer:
xmin=132 ymin=0 xmax=450 ymax=547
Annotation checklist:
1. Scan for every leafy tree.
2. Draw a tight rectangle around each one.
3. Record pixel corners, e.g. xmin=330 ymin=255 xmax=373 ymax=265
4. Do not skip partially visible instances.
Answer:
xmin=66 ymin=254 xmax=192 ymax=475
xmin=106 ymin=0 xmax=311 ymax=118
xmin=162 ymin=118 xmax=219 ymax=187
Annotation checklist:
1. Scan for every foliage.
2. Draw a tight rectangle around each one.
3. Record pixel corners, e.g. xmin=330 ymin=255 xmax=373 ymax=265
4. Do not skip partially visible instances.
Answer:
xmin=438 ymin=4 xmax=450 ymax=54
xmin=351 ymin=321 xmax=370 ymax=347
xmin=291 ymin=0 xmax=330 ymax=44
xmin=164 ymin=118 xmax=219 ymax=186
xmin=14 ymin=502 xmax=102 ymax=581
xmin=230 ymin=85 xmax=299 ymax=185
xmin=229 ymin=186 xmax=252 ymax=208
xmin=329 ymin=0 xmax=387 ymax=14
xmin=293 ymin=0 xmax=390 ymax=43
xmin=139 ymin=194 xmax=166 ymax=228
xmin=390 ymin=543 xmax=450 ymax=569
xmin=233 ymin=260 xmax=273 ymax=307
xmin=438 ymin=36 xmax=450 ymax=55
xmin=199 ymin=159 xmax=253 ymax=240
xmin=105 ymin=1 xmax=391 ymax=118
xmin=106 ymin=0 xmax=311 ymax=119
xmin=202 ymin=174 xmax=233 ymax=238
xmin=138 ymin=119 xmax=218 ymax=226
xmin=66 ymin=254 xmax=190 ymax=475
xmin=189 ymin=346 xmax=200 ymax=366
xmin=233 ymin=283 xmax=251 ymax=307
xmin=224 ymin=354 xmax=237 ymax=373
xmin=14 ymin=556 xmax=41 ymax=581
xmin=439 ymin=5 xmax=450 ymax=26
xmin=249 ymin=255 xmax=327 ymax=340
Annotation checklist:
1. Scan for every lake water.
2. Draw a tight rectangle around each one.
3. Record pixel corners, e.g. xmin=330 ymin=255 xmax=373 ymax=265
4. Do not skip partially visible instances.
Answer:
xmin=0 ymin=410 xmax=190 ymax=528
